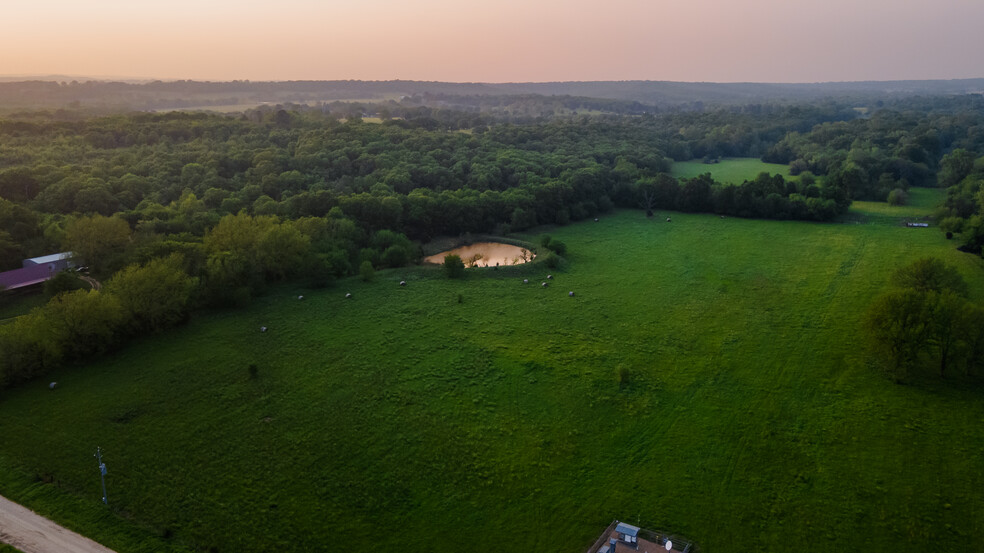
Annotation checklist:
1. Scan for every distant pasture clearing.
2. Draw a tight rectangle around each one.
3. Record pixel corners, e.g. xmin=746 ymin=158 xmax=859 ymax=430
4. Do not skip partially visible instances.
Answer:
xmin=671 ymin=157 xmax=797 ymax=183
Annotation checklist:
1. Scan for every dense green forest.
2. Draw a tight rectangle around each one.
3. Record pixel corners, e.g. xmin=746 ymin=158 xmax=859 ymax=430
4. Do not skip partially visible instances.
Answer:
xmin=2 ymin=94 xmax=984 ymax=388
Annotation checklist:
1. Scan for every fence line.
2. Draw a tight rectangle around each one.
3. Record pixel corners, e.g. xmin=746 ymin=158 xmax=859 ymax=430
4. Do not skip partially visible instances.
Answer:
xmin=584 ymin=519 xmax=618 ymax=553
xmin=637 ymin=526 xmax=698 ymax=553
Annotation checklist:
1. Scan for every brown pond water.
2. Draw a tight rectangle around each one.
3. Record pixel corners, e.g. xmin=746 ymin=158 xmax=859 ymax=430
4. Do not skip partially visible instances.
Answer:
xmin=423 ymin=242 xmax=535 ymax=267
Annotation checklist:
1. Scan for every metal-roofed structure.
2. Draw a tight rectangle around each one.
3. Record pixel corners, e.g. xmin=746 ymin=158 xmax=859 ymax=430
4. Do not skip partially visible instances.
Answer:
xmin=0 ymin=252 xmax=74 ymax=291
xmin=0 ymin=264 xmax=55 ymax=290
xmin=23 ymin=252 xmax=73 ymax=267
xmin=587 ymin=520 xmax=697 ymax=553
xmin=615 ymin=522 xmax=640 ymax=547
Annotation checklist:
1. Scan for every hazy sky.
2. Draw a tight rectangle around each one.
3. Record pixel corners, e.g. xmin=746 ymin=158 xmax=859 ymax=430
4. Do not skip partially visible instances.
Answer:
xmin=3 ymin=0 xmax=984 ymax=83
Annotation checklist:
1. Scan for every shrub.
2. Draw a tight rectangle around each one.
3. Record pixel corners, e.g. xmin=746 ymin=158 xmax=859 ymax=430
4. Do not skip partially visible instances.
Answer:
xmin=542 ymin=252 xmax=560 ymax=269
xmin=359 ymin=260 xmax=375 ymax=282
xmin=44 ymin=270 xmax=86 ymax=298
xmin=618 ymin=366 xmax=630 ymax=386
xmin=381 ymin=245 xmax=410 ymax=268
xmin=887 ymin=188 xmax=909 ymax=206
xmin=443 ymin=254 xmax=465 ymax=278
xmin=539 ymin=235 xmax=567 ymax=256
xmin=939 ymin=216 xmax=964 ymax=234
xmin=547 ymin=240 xmax=567 ymax=256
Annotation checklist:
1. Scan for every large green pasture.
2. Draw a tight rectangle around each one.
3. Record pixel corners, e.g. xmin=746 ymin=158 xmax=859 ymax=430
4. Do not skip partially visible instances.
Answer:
xmin=1 ymin=210 xmax=983 ymax=552
xmin=671 ymin=157 xmax=796 ymax=183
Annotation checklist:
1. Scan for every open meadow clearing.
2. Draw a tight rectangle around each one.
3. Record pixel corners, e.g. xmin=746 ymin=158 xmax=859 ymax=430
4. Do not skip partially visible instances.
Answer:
xmin=1 ymin=205 xmax=983 ymax=553
xmin=671 ymin=157 xmax=797 ymax=183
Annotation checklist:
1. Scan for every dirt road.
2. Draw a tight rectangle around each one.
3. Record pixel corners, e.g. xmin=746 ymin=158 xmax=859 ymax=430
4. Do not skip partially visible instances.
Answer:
xmin=0 ymin=495 xmax=116 ymax=553
xmin=79 ymin=276 xmax=101 ymax=291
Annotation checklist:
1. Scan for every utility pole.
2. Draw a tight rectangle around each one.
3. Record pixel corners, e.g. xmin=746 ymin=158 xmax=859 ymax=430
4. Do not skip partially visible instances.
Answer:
xmin=94 ymin=447 xmax=107 ymax=505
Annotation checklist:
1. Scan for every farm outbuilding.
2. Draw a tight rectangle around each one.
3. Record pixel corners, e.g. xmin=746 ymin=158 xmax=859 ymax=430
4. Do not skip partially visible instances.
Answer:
xmin=0 ymin=252 xmax=74 ymax=291
xmin=0 ymin=264 xmax=53 ymax=291
xmin=588 ymin=520 xmax=695 ymax=553
xmin=23 ymin=252 xmax=74 ymax=272
xmin=616 ymin=522 xmax=640 ymax=548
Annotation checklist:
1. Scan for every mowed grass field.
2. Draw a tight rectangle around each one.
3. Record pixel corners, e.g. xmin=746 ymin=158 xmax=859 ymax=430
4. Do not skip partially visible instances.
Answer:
xmin=1 ymin=207 xmax=984 ymax=553
xmin=672 ymin=157 xmax=796 ymax=183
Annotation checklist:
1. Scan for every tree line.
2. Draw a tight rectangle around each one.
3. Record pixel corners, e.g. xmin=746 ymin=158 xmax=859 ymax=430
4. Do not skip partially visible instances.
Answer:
xmin=3 ymin=97 xmax=984 ymax=389
xmin=937 ymin=149 xmax=984 ymax=255
xmin=0 ymin=106 xmax=873 ymax=271
xmin=0 ymin=211 xmax=421 ymax=388
xmin=763 ymin=96 xmax=984 ymax=202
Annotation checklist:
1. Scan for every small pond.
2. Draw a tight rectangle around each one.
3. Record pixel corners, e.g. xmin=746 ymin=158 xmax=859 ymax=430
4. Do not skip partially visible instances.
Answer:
xmin=423 ymin=242 xmax=535 ymax=267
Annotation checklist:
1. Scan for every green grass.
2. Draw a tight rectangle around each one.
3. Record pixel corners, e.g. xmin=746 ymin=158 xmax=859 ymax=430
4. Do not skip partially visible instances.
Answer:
xmin=0 ymin=544 xmax=24 ymax=553
xmin=671 ymin=157 xmax=796 ymax=183
xmin=1 ymin=210 xmax=983 ymax=552
xmin=0 ymin=465 xmax=186 ymax=553
xmin=846 ymin=187 xmax=944 ymax=225
xmin=0 ymin=290 xmax=47 ymax=323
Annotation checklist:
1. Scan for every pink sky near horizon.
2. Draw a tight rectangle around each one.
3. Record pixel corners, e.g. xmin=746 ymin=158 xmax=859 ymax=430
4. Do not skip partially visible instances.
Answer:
xmin=2 ymin=0 xmax=983 ymax=83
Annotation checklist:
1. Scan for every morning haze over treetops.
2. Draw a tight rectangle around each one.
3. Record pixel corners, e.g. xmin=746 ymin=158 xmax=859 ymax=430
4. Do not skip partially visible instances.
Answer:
xmin=3 ymin=0 xmax=984 ymax=83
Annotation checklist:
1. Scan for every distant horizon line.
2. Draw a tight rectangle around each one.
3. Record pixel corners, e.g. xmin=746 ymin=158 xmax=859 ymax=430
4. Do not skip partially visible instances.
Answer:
xmin=2 ymin=75 xmax=984 ymax=86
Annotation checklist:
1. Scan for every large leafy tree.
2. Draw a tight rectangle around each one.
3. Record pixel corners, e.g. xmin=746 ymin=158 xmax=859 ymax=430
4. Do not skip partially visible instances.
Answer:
xmin=0 ymin=311 xmax=60 ymax=386
xmin=864 ymin=289 xmax=930 ymax=380
xmin=42 ymin=289 xmax=125 ymax=360
xmin=890 ymin=257 xmax=967 ymax=296
xmin=63 ymin=214 xmax=132 ymax=275
xmin=107 ymin=254 xmax=197 ymax=334
xmin=925 ymin=291 xmax=970 ymax=378
xmin=939 ymin=149 xmax=975 ymax=188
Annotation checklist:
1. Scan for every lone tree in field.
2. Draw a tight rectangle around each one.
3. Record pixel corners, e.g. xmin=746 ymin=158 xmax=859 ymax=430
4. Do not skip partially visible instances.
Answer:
xmin=443 ymin=254 xmax=465 ymax=278
xmin=926 ymin=290 xmax=968 ymax=378
xmin=864 ymin=289 xmax=929 ymax=381
xmin=637 ymin=178 xmax=657 ymax=217
xmin=891 ymin=257 xmax=967 ymax=297
xmin=865 ymin=257 xmax=980 ymax=380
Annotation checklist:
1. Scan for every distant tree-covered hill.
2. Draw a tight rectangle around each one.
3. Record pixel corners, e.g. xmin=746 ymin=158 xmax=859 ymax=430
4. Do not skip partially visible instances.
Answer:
xmin=1 ymin=78 xmax=982 ymax=111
